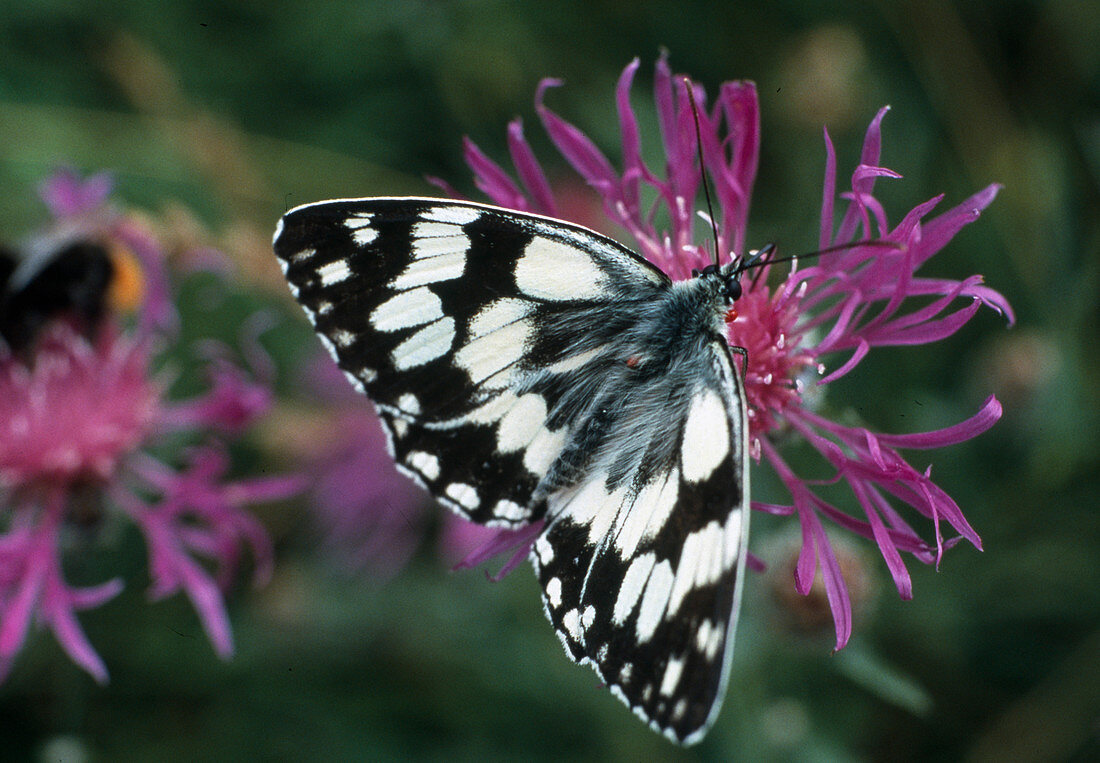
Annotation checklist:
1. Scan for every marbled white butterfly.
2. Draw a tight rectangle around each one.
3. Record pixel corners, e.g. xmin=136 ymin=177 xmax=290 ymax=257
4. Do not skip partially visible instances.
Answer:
xmin=274 ymin=197 xmax=755 ymax=744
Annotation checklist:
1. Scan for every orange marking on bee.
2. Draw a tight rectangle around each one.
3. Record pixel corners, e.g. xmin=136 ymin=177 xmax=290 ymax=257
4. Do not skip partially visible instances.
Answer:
xmin=625 ymin=355 xmax=641 ymax=368
xmin=724 ymin=307 xmax=738 ymax=323
xmin=106 ymin=243 xmax=145 ymax=312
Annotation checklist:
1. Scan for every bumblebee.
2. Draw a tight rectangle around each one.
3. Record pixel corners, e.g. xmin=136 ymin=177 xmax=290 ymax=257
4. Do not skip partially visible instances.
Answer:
xmin=0 ymin=235 xmax=143 ymax=351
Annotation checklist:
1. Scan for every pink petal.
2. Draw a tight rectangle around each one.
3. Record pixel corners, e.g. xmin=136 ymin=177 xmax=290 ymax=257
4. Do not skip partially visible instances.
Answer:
xmin=875 ymin=396 xmax=1002 ymax=449
xmin=425 ymin=176 xmax=465 ymax=199
xmin=858 ymin=486 xmax=913 ymax=599
xmin=46 ymin=597 xmax=110 ymax=684
xmin=536 ymin=80 xmax=618 ymax=194
xmin=818 ymin=338 xmax=869 ymax=385
xmin=68 ymin=578 xmax=125 ymax=609
xmin=794 ymin=506 xmax=817 ymax=596
xmin=463 ymin=137 xmax=528 ymax=210
xmin=616 ymin=58 xmax=644 ymax=214
xmin=915 ymin=184 xmax=1001 ymax=269
xmin=507 ymin=120 xmax=557 ymax=216
xmin=820 ymin=127 xmax=837 ymax=248
xmin=869 ymin=300 xmax=982 ymax=346
xmin=811 ymin=517 xmax=854 ymax=650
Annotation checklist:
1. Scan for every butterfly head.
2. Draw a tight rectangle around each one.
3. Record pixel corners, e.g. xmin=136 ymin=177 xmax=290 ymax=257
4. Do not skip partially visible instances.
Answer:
xmin=695 ymin=263 xmax=743 ymax=304
xmin=693 ymin=243 xmax=778 ymax=305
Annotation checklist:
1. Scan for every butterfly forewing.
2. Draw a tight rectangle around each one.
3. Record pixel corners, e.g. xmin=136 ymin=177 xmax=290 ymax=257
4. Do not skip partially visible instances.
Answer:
xmin=276 ymin=198 xmax=666 ymax=524
xmin=274 ymin=197 xmax=750 ymax=744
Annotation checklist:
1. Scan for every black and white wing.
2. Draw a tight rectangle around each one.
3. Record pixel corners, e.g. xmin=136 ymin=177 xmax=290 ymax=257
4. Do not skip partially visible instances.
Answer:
xmin=532 ymin=336 xmax=750 ymax=744
xmin=273 ymin=197 xmax=669 ymax=526
xmin=273 ymin=197 xmax=750 ymax=745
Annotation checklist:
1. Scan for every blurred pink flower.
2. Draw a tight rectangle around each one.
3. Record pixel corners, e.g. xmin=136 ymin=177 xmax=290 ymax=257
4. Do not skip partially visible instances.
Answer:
xmin=450 ymin=55 xmax=1012 ymax=649
xmin=0 ymin=170 xmax=304 ymax=683
xmin=306 ymin=354 xmax=426 ymax=579
xmin=304 ymin=353 xmax=504 ymax=579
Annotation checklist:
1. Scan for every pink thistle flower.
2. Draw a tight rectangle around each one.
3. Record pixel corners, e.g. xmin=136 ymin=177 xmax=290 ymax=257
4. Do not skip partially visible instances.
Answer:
xmin=453 ymin=56 xmax=1012 ymax=649
xmin=0 ymin=170 xmax=304 ymax=683
xmin=302 ymin=353 xmax=429 ymax=580
xmin=302 ymin=353 xmax=508 ymax=579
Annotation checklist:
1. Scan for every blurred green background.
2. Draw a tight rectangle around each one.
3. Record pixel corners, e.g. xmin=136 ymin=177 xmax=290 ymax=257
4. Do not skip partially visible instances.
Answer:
xmin=1 ymin=0 xmax=1098 ymax=760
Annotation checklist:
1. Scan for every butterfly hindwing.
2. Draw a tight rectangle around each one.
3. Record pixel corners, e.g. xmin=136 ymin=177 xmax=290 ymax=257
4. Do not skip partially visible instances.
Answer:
xmin=273 ymin=198 xmax=670 ymax=525
xmin=532 ymin=337 xmax=750 ymax=744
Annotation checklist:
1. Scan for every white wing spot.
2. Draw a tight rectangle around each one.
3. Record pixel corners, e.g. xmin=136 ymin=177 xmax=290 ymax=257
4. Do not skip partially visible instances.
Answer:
xmin=412 ymin=221 xmax=463 ymax=239
xmin=290 ymin=248 xmax=315 ymax=265
xmin=636 ymin=560 xmax=674 ymax=643
xmin=613 ymin=469 xmax=680 ymax=558
xmin=397 ymin=393 xmax=421 ymax=415
xmin=562 ymin=608 xmax=582 ymax=643
xmin=412 ymin=233 xmax=469 ymax=259
xmin=493 ymin=499 xmax=528 ymax=522
xmin=496 ymin=394 xmax=547 ymax=452
xmin=535 ymin=536 xmax=554 ymax=565
xmin=392 ymin=317 xmax=455 ymax=370
xmin=619 ymin=663 xmax=633 ymax=684
xmin=613 ymin=552 xmax=657 ymax=625
xmin=554 ymin=473 xmax=628 ymax=551
xmin=468 ymin=298 xmax=531 ymax=339
xmin=659 ymin=656 xmax=685 ymax=697
xmin=332 ymin=328 xmax=356 ymax=348
xmin=514 ymin=238 xmax=607 ymax=301
xmin=407 ymin=451 xmax=440 ymax=481
xmin=352 ymin=227 xmax=378 ymax=246
xmin=544 ymin=344 xmax=605 ymax=374
xmin=522 ymin=426 xmax=567 ymax=475
xmin=420 ymin=206 xmax=481 ymax=225
xmin=453 ymin=319 xmax=531 ymax=384
xmin=444 ymin=482 xmax=480 ymax=510
xmin=343 ymin=213 xmax=374 ymax=229
xmin=390 ymin=252 xmax=466 ymax=290
xmin=317 ymin=260 xmax=352 ymax=287
xmin=546 ymin=577 xmax=562 ymax=609
xmin=724 ymin=507 xmax=745 ymax=569
xmin=581 ymin=605 xmax=596 ymax=630
xmin=672 ymin=699 xmax=687 ymax=722
xmin=461 ymin=390 xmax=518 ymax=427
xmin=681 ymin=388 xmax=730 ymax=483
xmin=668 ymin=520 xmax=725 ymax=617
xmin=370 ymin=287 xmax=444 ymax=332
xmin=696 ymin=619 xmax=725 ymax=660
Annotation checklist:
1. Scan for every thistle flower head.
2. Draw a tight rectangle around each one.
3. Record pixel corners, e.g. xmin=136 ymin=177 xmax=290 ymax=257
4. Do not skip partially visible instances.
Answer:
xmin=453 ymin=55 xmax=1012 ymax=648
xmin=0 ymin=170 xmax=304 ymax=683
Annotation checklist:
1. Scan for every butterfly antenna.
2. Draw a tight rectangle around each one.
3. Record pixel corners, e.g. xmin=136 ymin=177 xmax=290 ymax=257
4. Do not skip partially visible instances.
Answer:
xmin=737 ymin=238 xmax=904 ymax=280
xmin=685 ymin=77 xmax=721 ymax=269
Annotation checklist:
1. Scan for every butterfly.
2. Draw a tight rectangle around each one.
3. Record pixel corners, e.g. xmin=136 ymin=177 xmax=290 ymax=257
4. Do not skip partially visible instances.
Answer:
xmin=274 ymin=197 xmax=755 ymax=745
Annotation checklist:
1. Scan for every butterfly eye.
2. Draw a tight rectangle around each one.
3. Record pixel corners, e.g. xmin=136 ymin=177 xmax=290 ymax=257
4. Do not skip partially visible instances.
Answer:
xmin=724 ymin=275 xmax=742 ymax=302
